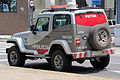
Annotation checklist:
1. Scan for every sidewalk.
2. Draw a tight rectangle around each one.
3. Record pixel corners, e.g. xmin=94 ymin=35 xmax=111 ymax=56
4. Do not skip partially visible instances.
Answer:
xmin=113 ymin=47 xmax=120 ymax=54
xmin=0 ymin=35 xmax=11 ymax=42
xmin=0 ymin=65 xmax=119 ymax=80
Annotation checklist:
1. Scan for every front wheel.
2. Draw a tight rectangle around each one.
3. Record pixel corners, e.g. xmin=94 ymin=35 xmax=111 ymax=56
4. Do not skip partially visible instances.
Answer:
xmin=90 ymin=55 xmax=110 ymax=69
xmin=8 ymin=46 xmax=26 ymax=66
xmin=51 ymin=50 xmax=72 ymax=71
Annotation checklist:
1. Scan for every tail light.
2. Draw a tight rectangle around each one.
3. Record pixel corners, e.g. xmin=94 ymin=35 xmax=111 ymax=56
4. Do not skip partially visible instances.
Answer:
xmin=75 ymin=38 xmax=80 ymax=45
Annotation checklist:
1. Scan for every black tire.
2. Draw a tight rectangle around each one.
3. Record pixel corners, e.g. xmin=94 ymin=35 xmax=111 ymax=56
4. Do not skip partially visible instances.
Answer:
xmin=51 ymin=50 xmax=72 ymax=71
xmin=46 ymin=58 xmax=51 ymax=64
xmin=90 ymin=55 xmax=110 ymax=69
xmin=8 ymin=46 xmax=25 ymax=66
xmin=89 ymin=26 xmax=111 ymax=50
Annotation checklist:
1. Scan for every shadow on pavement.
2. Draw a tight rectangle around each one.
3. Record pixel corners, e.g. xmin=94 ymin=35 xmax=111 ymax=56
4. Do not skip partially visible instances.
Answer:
xmin=23 ymin=62 xmax=105 ymax=74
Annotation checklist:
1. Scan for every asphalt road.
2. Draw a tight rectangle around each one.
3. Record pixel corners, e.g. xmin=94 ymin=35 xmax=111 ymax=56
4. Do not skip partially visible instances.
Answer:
xmin=0 ymin=39 xmax=120 ymax=80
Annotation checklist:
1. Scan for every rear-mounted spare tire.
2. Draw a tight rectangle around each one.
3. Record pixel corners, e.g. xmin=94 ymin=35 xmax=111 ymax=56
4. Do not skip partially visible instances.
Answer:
xmin=89 ymin=26 xmax=111 ymax=50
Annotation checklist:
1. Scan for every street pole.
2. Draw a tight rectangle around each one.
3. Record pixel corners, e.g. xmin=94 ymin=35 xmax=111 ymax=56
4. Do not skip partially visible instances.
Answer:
xmin=28 ymin=0 xmax=35 ymax=27
xmin=116 ymin=0 xmax=120 ymax=25
xmin=30 ymin=7 xmax=34 ymax=26
xmin=28 ymin=0 xmax=30 ymax=28
xmin=114 ymin=0 xmax=120 ymax=46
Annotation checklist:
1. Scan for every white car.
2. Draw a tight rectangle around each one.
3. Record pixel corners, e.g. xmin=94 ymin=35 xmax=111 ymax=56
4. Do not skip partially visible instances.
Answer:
xmin=108 ymin=20 xmax=116 ymax=34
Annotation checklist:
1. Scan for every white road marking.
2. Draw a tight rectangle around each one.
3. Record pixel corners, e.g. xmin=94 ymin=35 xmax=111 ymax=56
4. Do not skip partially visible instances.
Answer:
xmin=110 ymin=70 xmax=120 ymax=74
xmin=0 ymin=51 xmax=6 ymax=53
xmin=110 ymin=62 xmax=120 ymax=65
xmin=0 ymin=53 xmax=7 ymax=55
xmin=0 ymin=59 xmax=7 ymax=62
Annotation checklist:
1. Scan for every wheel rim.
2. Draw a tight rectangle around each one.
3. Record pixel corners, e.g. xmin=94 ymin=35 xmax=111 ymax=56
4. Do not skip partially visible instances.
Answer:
xmin=97 ymin=30 xmax=108 ymax=44
xmin=10 ymin=51 xmax=18 ymax=64
xmin=54 ymin=55 xmax=63 ymax=69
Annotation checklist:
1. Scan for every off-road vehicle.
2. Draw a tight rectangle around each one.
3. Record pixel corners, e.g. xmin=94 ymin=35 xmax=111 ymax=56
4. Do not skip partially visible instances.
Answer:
xmin=6 ymin=7 xmax=115 ymax=71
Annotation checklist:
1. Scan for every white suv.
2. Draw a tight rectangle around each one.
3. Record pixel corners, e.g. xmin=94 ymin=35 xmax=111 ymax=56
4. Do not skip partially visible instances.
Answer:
xmin=6 ymin=8 xmax=115 ymax=71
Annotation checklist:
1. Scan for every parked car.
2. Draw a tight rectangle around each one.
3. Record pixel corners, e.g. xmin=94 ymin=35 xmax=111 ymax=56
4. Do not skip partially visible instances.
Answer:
xmin=108 ymin=20 xmax=116 ymax=34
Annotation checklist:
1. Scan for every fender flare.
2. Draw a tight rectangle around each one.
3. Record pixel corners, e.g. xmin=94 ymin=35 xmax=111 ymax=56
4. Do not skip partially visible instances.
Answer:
xmin=7 ymin=37 xmax=38 ymax=55
xmin=49 ymin=40 xmax=72 ymax=54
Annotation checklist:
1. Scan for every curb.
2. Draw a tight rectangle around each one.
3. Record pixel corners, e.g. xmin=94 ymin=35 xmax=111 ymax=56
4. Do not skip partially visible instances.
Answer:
xmin=113 ymin=47 xmax=120 ymax=54
xmin=0 ymin=35 xmax=11 ymax=42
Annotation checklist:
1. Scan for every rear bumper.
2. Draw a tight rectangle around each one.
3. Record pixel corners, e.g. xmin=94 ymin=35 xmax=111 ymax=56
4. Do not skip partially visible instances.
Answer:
xmin=73 ymin=48 xmax=115 ymax=59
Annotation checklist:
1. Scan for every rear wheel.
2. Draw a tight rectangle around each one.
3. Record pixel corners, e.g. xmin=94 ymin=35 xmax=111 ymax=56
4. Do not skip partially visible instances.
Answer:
xmin=90 ymin=55 xmax=110 ymax=69
xmin=51 ymin=50 xmax=72 ymax=71
xmin=8 ymin=46 xmax=26 ymax=66
xmin=89 ymin=26 xmax=111 ymax=50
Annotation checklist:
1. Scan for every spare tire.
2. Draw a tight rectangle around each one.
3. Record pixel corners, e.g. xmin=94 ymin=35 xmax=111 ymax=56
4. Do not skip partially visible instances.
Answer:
xmin=89 ymin=26 xmax=111 ymax=50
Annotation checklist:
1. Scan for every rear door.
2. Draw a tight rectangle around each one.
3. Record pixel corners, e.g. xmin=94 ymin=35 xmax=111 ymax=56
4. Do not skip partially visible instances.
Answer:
xmin=74 ymin=9 xmax=108 ymax=50
xmin=75 ymin=10 xmax=107 ymax=26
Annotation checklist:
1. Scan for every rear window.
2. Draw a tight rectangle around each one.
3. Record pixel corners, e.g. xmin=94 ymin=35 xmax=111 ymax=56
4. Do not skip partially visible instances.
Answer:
xmin=53 ymin=14 xmax=71 ymax=30
xmin=75 ymin=13 xmax=107 ymax=26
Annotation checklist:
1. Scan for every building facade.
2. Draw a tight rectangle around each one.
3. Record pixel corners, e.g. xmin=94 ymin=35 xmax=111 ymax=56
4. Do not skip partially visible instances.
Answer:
xmin=0 ymin=0 xmax=29 ymax=34
xmin=34 ymin=0 xmax=116 ymax=19
xmin=0 ymin=0 xmax=118 ymax=34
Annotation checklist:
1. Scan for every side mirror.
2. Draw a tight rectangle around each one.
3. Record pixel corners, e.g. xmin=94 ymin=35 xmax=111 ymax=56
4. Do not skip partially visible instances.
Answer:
xmin=30 ymin=25 xmax=36 ymax=35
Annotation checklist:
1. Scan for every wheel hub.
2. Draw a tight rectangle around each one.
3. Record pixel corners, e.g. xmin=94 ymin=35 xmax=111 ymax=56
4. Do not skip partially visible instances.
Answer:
xmin=54 ymin=55 xmax=63 ymax=69
xmin=97 ymin=30 xmax=108 ymax=44
xmin=10 ymin=51 xmax=18 ymax=64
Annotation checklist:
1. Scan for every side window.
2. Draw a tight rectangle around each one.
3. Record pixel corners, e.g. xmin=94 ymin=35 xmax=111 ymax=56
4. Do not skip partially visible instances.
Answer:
xmin=36 ymin=17 xmax=49 ymax=31
xmin=53 ymin=14 xmax=71 ymax=30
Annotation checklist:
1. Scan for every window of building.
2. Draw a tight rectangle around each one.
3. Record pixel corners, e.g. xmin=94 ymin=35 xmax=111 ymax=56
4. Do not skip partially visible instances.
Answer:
xmin=0 ymin=0 xmax=17 ymax=12
xmin=55 ymin=0 xmax=66 ymax=5
xmin=96 ymin=0 xmax=104 ymax=9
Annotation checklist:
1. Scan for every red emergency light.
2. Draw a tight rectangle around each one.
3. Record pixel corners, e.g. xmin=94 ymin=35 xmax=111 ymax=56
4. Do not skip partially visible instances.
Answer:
xmin=50 ymin=4 xmax=78 ymax=9
xmin=50 ymin=5 xmax=68 ymax=9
